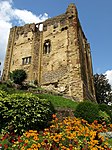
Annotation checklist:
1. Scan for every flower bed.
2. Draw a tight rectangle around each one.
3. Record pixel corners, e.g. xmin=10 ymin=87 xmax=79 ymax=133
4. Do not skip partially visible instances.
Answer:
xmin=0 ymin=115 xmax=112 ymax=150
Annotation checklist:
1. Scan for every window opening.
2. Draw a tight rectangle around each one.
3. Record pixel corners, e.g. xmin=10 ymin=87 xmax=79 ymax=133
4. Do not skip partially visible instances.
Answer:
xmin=43 ymin=40 xmax=51 ymax=54
xmin=22 ymin=56 xmax=31 ymax=65
xmin=43 ymin=25 xmax=47 ymax=31
xmin=39 ymin=24 xmax=43 ymax=31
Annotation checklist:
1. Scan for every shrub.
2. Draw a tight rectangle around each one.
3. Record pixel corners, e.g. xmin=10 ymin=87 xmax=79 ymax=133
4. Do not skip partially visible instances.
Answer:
xmin=98 ymin=110 xmax=111 ymax=124
xmin=74 ymin=101 xmax=99 ymax=123
xmin=5 ymin=80 xmax=13 ymax=88
xmin=98 ymin=103 xmax=112 ymax=123
xmin=0 ymin=90 xmax=8 ymax=131
xmin=0 ymin=84 xmax=9 ymax=92
xmin=0 ymin=90 xmax=7 ymax=98
xmin=0 ymin=93 xmax=55 ymax=134
xmin=10 ymin=69 xmax=27 ymax=85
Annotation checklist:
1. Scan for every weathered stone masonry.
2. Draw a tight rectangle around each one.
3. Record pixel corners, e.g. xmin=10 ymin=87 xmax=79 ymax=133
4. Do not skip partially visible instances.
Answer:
xmin=2 ymin=4 xmax=96 ymax=102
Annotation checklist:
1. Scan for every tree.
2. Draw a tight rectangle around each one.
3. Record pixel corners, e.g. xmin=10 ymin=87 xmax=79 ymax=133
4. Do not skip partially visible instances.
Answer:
xmin=10 ymin=69 xmax=27 ymax=85
xmin=94 ymin=73 xmax=112 ymax=104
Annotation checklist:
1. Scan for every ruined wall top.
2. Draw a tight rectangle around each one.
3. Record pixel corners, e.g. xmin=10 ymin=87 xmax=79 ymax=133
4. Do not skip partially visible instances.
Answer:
xmin=66 ymin=3 xmax=78 ymax=16
xmin=9 ymin=3 xmax=87 ymax=40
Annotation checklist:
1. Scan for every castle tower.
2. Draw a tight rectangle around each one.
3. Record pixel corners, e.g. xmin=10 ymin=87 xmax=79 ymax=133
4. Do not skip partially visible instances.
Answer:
xmin=2 ymin=4 xmax=96 ymax=102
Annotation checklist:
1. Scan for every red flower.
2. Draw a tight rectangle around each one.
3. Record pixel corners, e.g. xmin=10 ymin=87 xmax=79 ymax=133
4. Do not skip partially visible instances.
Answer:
xmin=94 ymin=120 xmax=98 ymax=125
xmin=18 ymin=136 xmax=23 ymax=142
xmin=11 ymin=139 xmax=15 ymax=143
xmin=69 ymin=146 xmax=73 ymax=150
xmin=74 ymin=140 xmax=78 ymax=145
xmin=24 ymin=143 xmax=27 ymax=147
xmin=2 ymin=133 xmax=9 ymax=140
xmin=4 ymin=144 xmax=8 ymax=149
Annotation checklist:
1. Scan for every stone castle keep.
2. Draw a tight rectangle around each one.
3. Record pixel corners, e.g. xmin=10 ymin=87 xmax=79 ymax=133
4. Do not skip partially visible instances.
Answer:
xmin=2 ymin=4 xmax=96 ymax=101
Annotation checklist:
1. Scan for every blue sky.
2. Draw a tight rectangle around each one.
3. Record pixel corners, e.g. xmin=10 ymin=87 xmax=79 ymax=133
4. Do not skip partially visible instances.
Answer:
xmin=0 ymin=0 xmax=112 ymax=85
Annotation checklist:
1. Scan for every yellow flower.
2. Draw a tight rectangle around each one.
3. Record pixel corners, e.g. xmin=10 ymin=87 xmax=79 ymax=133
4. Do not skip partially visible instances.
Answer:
xmin=53 ymin=133 xmax=62 ymax=142
xmin=21 ymin=146 xmax=25 ymax=150
xmin=29 ymin=130 xmax=34 ymax=132
xmin=41 ymin=141 xmax=46 ymax=146
xmin=50 ymin=125 xmax=55 ymax=128
xmin=59 ymin=143 xmax=62 ymax=147
xmin=62 ymin=137 xmax=65 ymax=141
xmin=61 ymin=145 xmax=67 ymax=150
xmin=33 ymin=136 xmax=39 ymax=141
xmin=37 ymin=143 xmax=41 ymax=148
xmin=25 ymin=139 xmax=28 ymax=143
xmin=69 ymin=144 xmax=73 ymax=147
xmin=91 ymin=147 xmax=98 ymax=150
xmin=104 ymin=141 xmax=108 ymax=146
xmin=14 ymin=117 xmax=111 ymax=150
xmin=31 ymin=144 xmax=37 ymax=149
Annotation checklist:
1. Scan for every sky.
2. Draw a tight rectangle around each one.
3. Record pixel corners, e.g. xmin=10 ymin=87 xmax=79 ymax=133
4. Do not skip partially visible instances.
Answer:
xmin=0 ymin=0 xmax=112 ymax=86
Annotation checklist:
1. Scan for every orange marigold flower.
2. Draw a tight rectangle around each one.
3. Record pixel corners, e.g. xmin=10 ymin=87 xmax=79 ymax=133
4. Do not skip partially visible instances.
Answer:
xmin=33 ymin=136 xmax=39 ymax=141
xmin=29 ymin=130 xmax=34 ymax=132
xmin=52 ymin=114 xmax=56 ymax=118
xmin=41 ymin=141 xmax=46 ymax=146
xmin=93 ymin=120 xmax=98 ymax=125
xmin=37 ymin=143 xmax=41 ymax=148
xmin=25 ymin=139 xmax=28 ymax=143
xmin=21 ymin=146 xmax=25 ymax=150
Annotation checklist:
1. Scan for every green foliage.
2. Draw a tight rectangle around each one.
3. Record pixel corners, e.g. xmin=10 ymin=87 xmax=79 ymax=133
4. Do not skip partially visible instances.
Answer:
xmin=94 ymin=73 xmax=112 ymax=104
xmin=0 ymin=90 xmax=8 ymax=131
xmin=0 ymin=90 xmax=7 ymax=98
xmin=98 ymin=110 xmax=111 ymax=124
xmin=74 ymin=101 xmax=99 ymax=123
xmin=38 ymin=93 xmax=78 ymax=110
xmin=5 ymin=80 xmax=13 ymax=88
xmin=0 ymin=93 xmax=55 ymax=134
xmin=10 ymin=69 xmax=27 ymax=85
xmin=98 ymin=103 xmax=112 ymax=123
xmin=0 ymin=83 xmax=19 ymax=94
xmin=108 ymin=138 xmax=112 ymax=147
xmin=0 ymin=83 xmax=9 ymax=92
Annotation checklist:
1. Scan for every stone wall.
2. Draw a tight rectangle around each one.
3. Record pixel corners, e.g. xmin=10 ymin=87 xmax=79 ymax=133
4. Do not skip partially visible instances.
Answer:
xmin=2 ymin=3 xmax=96 ymax=102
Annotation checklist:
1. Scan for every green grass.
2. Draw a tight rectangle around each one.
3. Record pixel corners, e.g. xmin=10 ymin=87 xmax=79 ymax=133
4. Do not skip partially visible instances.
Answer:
xmin=37 ymin=93 xmax=78 ymax=110
xmin=0 ymin=82 xmax=78 ymax=110
xmin=108 ymin=138 xmax=112 ymax=147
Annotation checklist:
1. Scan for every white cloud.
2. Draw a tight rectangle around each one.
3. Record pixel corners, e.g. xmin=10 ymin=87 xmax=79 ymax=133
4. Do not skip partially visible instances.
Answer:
xmin=0 ymin=0 xmax=48 ymax=75
xmin=14 ymin=9 xmax=48 ymax=25
xmin=0 ymin=0 xmax=14 ymax=22
xmin=0 ymin=20 xmax=12 ymax=70
xmin=105 ymin=70 xmax=112 ymax=87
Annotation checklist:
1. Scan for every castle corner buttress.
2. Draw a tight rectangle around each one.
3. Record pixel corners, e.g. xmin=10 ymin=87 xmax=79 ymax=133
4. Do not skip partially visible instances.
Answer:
xmin=2 ymin=3 xmax=96 ymax=102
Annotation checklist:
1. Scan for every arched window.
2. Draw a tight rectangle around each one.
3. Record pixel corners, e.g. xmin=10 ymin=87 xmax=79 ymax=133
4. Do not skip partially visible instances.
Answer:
xmin=43 ymin=40 xmax=51 ymax=54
